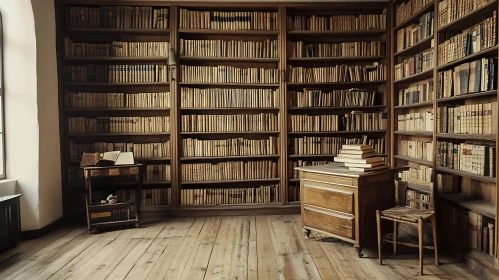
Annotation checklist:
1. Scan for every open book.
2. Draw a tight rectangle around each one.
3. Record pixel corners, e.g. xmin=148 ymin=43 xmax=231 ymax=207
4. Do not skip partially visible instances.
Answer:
xmin=80 ymin=151 xmax=135 ymax=167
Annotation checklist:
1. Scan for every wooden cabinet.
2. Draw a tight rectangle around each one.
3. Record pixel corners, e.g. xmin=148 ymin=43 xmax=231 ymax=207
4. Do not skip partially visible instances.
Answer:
xmin=296 ymin=163 xmax=396 ymax=257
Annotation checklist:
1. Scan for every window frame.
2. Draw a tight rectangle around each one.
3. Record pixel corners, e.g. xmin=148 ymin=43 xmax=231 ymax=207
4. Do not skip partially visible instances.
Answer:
xmin=0 ymin=12 xmax=6 ymax=179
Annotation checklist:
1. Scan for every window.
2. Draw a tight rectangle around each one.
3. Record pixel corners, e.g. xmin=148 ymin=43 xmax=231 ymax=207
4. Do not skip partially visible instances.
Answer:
xmin=0 ymin=12 xmax=5 ymax=178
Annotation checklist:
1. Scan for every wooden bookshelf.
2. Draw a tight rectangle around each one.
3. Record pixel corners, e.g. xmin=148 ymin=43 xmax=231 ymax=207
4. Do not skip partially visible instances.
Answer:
xmin=389 ymin=0 xmax=499 ymax=271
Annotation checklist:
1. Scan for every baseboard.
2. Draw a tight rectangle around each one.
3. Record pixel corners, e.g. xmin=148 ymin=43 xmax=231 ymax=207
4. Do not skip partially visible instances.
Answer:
xmin=20 ymin=218 xmax=65 ymax=240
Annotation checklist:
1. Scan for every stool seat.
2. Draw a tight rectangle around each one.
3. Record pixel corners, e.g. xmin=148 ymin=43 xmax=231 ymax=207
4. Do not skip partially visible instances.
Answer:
xmin=380 ymin=206 xmax=434 ymax=223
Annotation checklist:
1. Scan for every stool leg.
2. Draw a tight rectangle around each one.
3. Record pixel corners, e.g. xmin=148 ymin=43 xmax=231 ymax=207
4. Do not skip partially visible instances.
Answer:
xmin=393 ymin=221 xmax=397 ymax=255
xmin=418 ymin=218 xmax=424 ymax=275
xmin=432 ymin=215 xmax=439 ymax=266
xmin=376 ymin=210 xmax=382 ymax=265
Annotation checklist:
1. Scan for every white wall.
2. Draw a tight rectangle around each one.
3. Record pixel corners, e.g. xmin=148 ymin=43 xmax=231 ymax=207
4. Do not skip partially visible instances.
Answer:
xmin=0 ymin=0 xmax=62 ymax=230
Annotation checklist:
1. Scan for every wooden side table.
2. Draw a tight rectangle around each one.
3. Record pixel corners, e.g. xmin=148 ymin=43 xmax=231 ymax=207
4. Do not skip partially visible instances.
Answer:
xmin=84 ymin=164 xmax=143 ymax=232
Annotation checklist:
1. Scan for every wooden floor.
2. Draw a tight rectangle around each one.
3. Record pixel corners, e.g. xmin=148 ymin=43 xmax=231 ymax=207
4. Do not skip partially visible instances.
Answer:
xmin=0 ymin=215 xmax=486 ymax=280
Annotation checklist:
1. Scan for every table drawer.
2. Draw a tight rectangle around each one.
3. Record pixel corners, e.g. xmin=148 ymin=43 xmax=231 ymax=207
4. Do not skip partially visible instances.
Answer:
xmin=302 ymin=182 xmax=354 ymax=214
xmin=303 ymin=205 xmax=354 ymax=240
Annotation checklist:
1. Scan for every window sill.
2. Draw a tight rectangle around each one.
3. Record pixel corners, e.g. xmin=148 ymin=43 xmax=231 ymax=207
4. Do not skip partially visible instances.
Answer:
xmin=0 ymin=179 xmax=16 ymax=196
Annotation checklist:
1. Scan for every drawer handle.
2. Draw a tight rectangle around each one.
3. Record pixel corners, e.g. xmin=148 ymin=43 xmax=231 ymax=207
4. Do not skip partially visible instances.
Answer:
xmin=341 ymin=225 xmax=352 ymax=229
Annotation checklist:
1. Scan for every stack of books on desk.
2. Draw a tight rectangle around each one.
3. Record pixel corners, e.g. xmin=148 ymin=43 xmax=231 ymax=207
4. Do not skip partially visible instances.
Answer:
xmin=334 ymin=145 xmax=388 ymax=172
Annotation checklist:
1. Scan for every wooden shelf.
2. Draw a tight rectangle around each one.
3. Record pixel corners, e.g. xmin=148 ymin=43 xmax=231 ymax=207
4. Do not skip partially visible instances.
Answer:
xmin=177 ymin=202 xmax=283 ymax=210
xmin=67 ymin=132 xmax=170 ymax=137
xmin=87 ymin=202 xmax=131 ymax=209
xmin=394 ymin=1 xmax=434 ymax=30
xmin=144 ymin=181 xmax=171 ymax=185
xmin=394 ymin=155 xmax=433 ymax=166
xmin=64 ymin=28 xmax=170 ymax=35
xmin=436 ymin=166 xmax=496 ymax=184
xmin=180 ymin=155 xmax=280 ymax=161
xmin=65 ymin=108 xmax=170 ymax=112
xmin=287 ymin=56 xmax=386 ymax=62
xmin=288 ymin=105 xmax=386 ymax=111
xmin=287 ymin=30 xmax=387 ymax=36
xmin=91 ymin=219 xmax=139 ymax=227
xmin=288 ymin=154 xmax=388 ymax=159
xmin=179 ymin=82 xmax=279 ymax=87
xmin=394 ymin=35 xmax=434 ymax=57
xmin=63 ymin=57 xmax=167 ymax=62
xmin=394 ymin=131 xmax=433 ymax=136
xmin=407 ymin=183 xmax=432 ymax=194
xmin=180 ymin=107 xmax=279 ymax=111
xmin=288 ymin=81 xmax=386 ymax=86
xmin=437 ymin=0 xmax=498 ymax=33
xmin=69 ymin=157 xmax=171 ymax=164
xmin=180 ymin=131 xmax=279 ymax=135
xmin=439 ymin=193 xmax=496 ymax=218
xmin=288 ymin=130 xmax=387 ymax=135
xmin=179 ymin=28 xmax=279 ymax=36
xmin=180 ymin=56 xmax=279 ymax=62
xmin=394 ymin=101 xmax=433 ymax=109
xmin=437 ymin=46 xmax=498 ymax=71
xmin=65 ymin=82 xmax=170 ymax=86
xmin=437 ymin=90 xmax=497 ymax=103
xmin=394 ymin=69 xmax=433 ymax=84
xmin=181 ymin=178 xmax=280 ymax=185
xmin=406 ymin=197 xmax=431 ymax=204
xmin=437 ymin=133 xmax=496 ymax=141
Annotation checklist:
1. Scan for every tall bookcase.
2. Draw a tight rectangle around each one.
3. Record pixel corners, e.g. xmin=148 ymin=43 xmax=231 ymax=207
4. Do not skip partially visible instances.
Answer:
xmin=55 ymin=0 xmax=390 ymax=219
xmin=390 ymin=0 xmax=499 ymax=273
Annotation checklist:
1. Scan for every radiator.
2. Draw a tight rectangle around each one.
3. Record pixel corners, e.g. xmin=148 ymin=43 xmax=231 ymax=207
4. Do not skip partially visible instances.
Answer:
xmin=0 ymin=194 xmax=22 ymax=251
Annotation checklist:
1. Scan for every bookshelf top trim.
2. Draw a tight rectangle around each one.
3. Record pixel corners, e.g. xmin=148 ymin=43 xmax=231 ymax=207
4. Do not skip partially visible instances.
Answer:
xmin=179 ymin=28 xmax=279 ymax=36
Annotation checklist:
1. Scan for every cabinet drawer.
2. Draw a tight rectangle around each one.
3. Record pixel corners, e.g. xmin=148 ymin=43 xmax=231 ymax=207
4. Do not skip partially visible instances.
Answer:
xmin=303 ymin=205 xmax=354 ymax=240
xmin=302 ymin=172 xmax=354 ymax=186
xmin=302 ymin=182 xmax=354 ymax=214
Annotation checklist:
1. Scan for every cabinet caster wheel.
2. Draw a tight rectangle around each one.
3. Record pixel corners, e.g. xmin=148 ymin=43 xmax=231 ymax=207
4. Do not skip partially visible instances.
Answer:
xmin=303 ymin=229 xmax=311 ymax=239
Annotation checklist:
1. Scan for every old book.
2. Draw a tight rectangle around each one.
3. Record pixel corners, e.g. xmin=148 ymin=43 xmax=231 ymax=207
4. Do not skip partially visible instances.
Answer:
xmin=336 ymin=152 xmax=375 ymax=159
xmin=338 ymin=149 xmax=375 ymax=155
xmin=334 ymin=156 xmax=384 ymax=164
xmin=343 ymin=161 xmax=385 ymax=168
xmin=341 ymin=144 xmax=373 ymax=151
xmin=348 ymin=164 xmax=388 ymax=172
xmin=468 ymin=211 xmax=478 ymax=250
xmin=80 ymin=151 xmax=135 ymax=167
xmin=489 ymin=222 xmax=494 ymax=256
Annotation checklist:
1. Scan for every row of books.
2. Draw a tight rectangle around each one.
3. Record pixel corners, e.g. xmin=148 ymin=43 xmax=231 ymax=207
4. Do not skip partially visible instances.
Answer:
xmin=180 ymin=88 xmax=278 ymax=108
xmin=181 ymin=160 xmax=278 ymax=182
xmin=287 ymin=41 xmax=384 ymax=58
xmin=290 ymin=136 xmax=385 ymax=155
xmin=289 ymin=160 xmax=334 ymax=179
xmin=68 ymin=116 xmax=170 ymax=133
xmin=180 ymin=113 xmax=278 ymax=132
xmin=146 ymin=164 xmax=170 ymax=181
xmin=406 ymin=189 xmax=431 ymax=209
xmin=442 ymin=205 xmax=495 ymax=256
xmin=115 ymin=188 xmax=172 ymax=206
xmin=436 ymin=102 xmax=498 ymax=135
xmin=398 ymin=140 xmax=433 ymax=161
xmin=395 ymin=0 xmax=433 ymax=26
xmin=64 ymin=39 xmax=170 ymax=57
xmin=69 ymin=141 xmax=170 ymax=160
xmin=437 ymin=141 xmax=496 ymax=177
xmin=180 ymin=185 xmax=279 ymax=205
xmin=65 ymin=6 xmax=169 ymax=29
xmin=289 ymin=112 xmax=387 ymax=132
xmin=438 ymin=12 xmax=497 ymax=66
xmin=180 ymin=65 xmax=278 ymax=84
xmin=179 ymin=39 xmax=278 ymax=58
xmin=398 ymin=79 xmax=434 ymax=106
xmin=396 ymin=12 xmax=433 ymax=53
xmin=397 ymin=111 xmax=434 ymax=131
xmin=437 ymin=58 xmax=497 ymax=98
xmin=65 ymin=92 xmax=170 ymax=108
xmin=287 ymin=12 xmax=387 ymax=31
xmin=181 ymin=137 xmax=279 ymax=157
xmin=398 ymin=166 xmax=433 ymax=185
xmin=438 ymin=0 xmax=495 ymax=28
xmin=289 ymin=89 xmax=378 ymax=107
xmin=287 ymin=64 xmax=386 ymax=83
xmin=63 ymin=65 xmax=170 ymax=83
xmin=436 ymin=173 xmax=459 ymax=193
xmin=289 ymin=184 xmax=300 ymax=202
xmin=394 ymin=49 xmax=433 ymax=81
xmin=179 ymin=9 xmax=278 ymax=31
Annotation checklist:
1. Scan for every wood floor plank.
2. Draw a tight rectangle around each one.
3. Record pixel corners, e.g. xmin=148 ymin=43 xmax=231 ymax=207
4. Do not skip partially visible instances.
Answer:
xmin=0 ymin=228 xmax=87 ymax=280
xmin=0 ymin=216 xmax=491 ymax=280
xmin=123 ymin=237 xmax=171 ymax=280
xmin=164 ymin=218 xmax=207 ymax=280
xmin=183 ymin=217 xmax=222 ymax=280
xmin=255 ymin=215 xmax=279 ymax=280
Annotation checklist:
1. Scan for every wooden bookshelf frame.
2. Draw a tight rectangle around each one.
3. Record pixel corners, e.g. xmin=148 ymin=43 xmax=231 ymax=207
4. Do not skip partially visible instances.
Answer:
xmin=389 ymin=0 xmax=499 ymax=272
